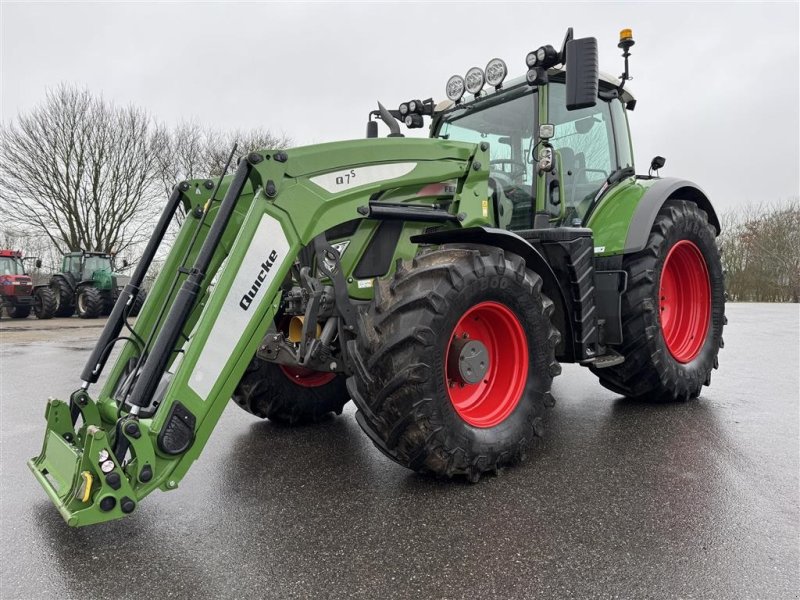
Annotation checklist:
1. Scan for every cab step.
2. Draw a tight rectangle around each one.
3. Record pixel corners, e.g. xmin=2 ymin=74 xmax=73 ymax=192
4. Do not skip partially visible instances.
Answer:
xmin=582 ymin=350 xmax=625 ymax=368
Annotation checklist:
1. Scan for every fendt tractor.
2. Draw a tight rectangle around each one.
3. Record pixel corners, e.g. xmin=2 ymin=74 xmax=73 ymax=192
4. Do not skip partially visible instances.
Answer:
xmin=41 ymin=250 xmax=145 ymax=319
xmin=30 ymin=29 xmax=725 ymax=526
xmin=0 ymin=250 xmax=54 ymax=319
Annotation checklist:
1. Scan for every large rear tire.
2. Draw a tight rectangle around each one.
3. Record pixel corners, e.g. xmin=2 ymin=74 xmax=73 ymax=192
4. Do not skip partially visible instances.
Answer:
xmin=51 ymin=276 xmax=74 ymax=317
xmin=591 ymin=199 xmax=725 ymax=401
xmin=76 ymin=286 xmax=102 ymax=319
xmin=232 ymin=357 xmax=349 ymax=425
xmin=348 ymin=246 xmax=560 ymax=482
xmin=33 ymin=287 xmax=56 ymax=319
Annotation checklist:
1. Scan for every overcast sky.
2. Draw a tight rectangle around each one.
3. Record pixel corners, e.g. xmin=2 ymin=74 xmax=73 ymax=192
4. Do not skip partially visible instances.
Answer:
xmin=2 ymin=1 xmax=798 ymax=213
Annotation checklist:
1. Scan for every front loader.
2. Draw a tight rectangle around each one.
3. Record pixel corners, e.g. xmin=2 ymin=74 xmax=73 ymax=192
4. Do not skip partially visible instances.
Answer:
xmin=30 ymin=28 xmax=725 ymax=526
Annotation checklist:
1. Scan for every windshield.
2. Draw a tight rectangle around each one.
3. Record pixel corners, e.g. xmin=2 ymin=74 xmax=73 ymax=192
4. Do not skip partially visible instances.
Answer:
xmin=0 ymin=256 xmax=24 ymax=276
xmin=437 ymin=88 xmax=537 ymax=231
xmin=84 ymin=256 xmax=112 ymax=275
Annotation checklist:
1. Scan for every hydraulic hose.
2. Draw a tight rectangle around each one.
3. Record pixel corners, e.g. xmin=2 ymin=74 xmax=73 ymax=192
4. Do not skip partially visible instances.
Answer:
xmin=125 ymin=158 xmax=255 ymax=410
xmin=80 ymin=184 xmax=186 ymax=384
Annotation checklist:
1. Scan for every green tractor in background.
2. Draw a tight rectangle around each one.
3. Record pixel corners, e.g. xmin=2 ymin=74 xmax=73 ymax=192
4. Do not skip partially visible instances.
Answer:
xmin=29 ymin=28 xmax=726 ymax=526
xmin=45 ymin=251 xmax=145 ymax=318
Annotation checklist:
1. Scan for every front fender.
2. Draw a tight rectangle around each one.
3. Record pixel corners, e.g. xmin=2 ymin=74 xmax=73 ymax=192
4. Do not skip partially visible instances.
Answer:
xmin=411 ymin=226 xmax=574 ymax=361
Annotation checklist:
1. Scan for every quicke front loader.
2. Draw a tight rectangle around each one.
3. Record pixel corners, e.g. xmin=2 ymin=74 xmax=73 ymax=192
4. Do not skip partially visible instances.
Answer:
xmin=30 ymin=29 xmax=725 ymax=526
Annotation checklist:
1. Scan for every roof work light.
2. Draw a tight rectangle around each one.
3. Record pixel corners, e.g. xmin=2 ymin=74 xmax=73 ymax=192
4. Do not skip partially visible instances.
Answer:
xmin=464 ymin=67 xmax=486 ymax=95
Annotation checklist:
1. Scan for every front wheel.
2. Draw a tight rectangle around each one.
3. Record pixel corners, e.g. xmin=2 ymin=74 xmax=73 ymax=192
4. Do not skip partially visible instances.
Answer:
xmin=33 ymin=287 xmax=56 ymax=319
xmin=348 ymin=246 xmax=560 ymax=482
xmin=591 ymin=199 xmax=725 ymax=401
xmin=76 ymin=287 xmax=102 ymax=319
xmin=7 ymin=302 xmax=31 ymax=319
xmin=51 ymin=276 xmax=74 ymax=317
xmin=232 ymin=357 xmax=349 ymax=425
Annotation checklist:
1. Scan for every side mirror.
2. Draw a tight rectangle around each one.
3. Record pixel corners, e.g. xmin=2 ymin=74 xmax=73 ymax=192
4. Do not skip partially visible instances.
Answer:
xmin=35 ymin=259 xmax=42 ymax=269
xmin=565 ymin=37 xmax=599 ymax=111
xmin=650 ymin=156 xmax=666 ymax=175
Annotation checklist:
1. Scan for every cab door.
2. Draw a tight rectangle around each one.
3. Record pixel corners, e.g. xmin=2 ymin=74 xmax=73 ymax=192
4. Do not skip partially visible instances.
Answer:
xmin=547 ymin=82 xmax=625 ymax=225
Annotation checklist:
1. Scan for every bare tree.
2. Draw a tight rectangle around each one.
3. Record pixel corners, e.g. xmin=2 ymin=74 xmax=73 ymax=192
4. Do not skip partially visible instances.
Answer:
xmin=719 ymin=198 xmax=800 ymax=302
xmin=156 ymin=121 xmax=291 ymax=196
xmin=0 ymin=85 xmax=163 ymax=255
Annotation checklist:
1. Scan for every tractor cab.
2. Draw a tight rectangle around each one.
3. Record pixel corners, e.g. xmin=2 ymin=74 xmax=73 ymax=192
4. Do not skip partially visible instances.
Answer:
xmin=0 ymin=250 xmax=26 ymax=277
xmin=0 ymin=249 xmax=34 ymax=318
xmin=62 ymin=252 xmax=120 ymax=289
xmin=431 ymin=69 xmax=635 ymax=232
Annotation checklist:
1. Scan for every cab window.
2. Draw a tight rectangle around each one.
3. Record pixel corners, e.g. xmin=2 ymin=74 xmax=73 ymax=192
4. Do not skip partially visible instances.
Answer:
xmin=437 ymin=88 xmax=537 ymax=231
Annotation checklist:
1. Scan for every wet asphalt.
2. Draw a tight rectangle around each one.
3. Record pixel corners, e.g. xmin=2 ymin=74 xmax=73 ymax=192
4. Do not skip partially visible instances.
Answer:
xmin=0 ymin=303 xmax=798 ymax=600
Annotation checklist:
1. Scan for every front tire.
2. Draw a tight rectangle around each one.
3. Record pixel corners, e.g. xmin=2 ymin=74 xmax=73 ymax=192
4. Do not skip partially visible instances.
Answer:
xmin=591 ymin=199 xmax=725 ymax=401
xmin=348 ymin=246 xmax=560 ymax=482
xmin=76 ymin=286 xmax=102 ymax=319
xmin=7 ymin=303 xmax=31 ymax=319
xmin=51 ymin=276 xmax=74 ymax=317
xmin=232 ymin=357 xmax=349 ymax=425
xmin=33 ymin=287 xmax=56 ymax=319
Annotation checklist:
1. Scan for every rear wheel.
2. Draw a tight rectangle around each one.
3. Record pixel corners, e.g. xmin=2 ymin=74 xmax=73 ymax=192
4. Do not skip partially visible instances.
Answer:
xmin=591 ymin=199 xmax=725 ymax=401
xmin=232 ymin=357 xmax=349 ymax=425
xmin=348 ymin=246 xmax=560 ymax=481
xmin=33 ymin=287 xmax=56 ymax=319
xmin=7 ymin=303 xmax=31 ymax=319
xmin=76 ymin=286 xmax=102 ymax=319
xmin=51 ymin=276 xmax=74 ymax=317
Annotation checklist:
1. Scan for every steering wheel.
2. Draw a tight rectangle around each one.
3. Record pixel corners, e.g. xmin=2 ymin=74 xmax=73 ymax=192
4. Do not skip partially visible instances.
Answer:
xmin=489 ymin=159 xmax=527 ymax=182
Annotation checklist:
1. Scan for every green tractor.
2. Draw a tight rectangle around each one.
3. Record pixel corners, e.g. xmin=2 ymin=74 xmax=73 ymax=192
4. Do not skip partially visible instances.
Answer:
xmin=30 ymin=28 xmax=725 ymax=526
xmin=44 ymin=250 xmax=145 ymax=318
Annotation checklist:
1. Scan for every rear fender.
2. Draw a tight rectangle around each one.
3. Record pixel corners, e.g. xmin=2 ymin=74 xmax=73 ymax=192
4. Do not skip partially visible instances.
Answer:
xmin=623 ymin=178 xmax=720 ymax=253
xmin=587 ymin=177 xmax=720 ymax=257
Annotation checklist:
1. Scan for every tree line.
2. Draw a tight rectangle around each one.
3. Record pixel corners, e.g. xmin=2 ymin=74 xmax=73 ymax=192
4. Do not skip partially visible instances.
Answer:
xmin=1 ymin=86 xmax=797 ymax=302
xmin=0 ymin=84 xmax=289 ymax=269
xmin=718 ymin=199 xmax=799 ymax=303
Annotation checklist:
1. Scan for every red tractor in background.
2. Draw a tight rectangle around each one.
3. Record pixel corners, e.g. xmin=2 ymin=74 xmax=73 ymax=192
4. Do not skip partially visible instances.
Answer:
xmin=0 ymin=249 xmax=55 ymax=319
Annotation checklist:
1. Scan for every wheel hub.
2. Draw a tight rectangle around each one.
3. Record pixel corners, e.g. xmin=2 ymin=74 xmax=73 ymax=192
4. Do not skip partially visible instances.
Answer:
xmin=448 ymin=337 xmax=489 ymax=385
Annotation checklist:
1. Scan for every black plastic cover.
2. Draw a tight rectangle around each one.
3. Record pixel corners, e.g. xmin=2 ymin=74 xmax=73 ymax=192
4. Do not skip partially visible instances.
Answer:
xmin=565 ymin=37 xmax=599 ymax=111
xmin=157 ymin=401 xmax=196 ymax=455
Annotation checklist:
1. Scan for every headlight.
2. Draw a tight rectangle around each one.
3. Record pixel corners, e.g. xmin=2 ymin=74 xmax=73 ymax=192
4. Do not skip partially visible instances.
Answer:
xmin=404 ymin=114 xmax=424 ymax=128
xmin=525 ymin=51 xmax=538 ymax=68
xmin=446 ymin=75 xmax=465 ymax=101
xmin=464 ymin=67 xmax=485 ymax=95
xmin=408 ymin=99 xmax=422 ymax=114
xmin=485 ymin=58 xmax=507 ymax=87
xmin=399 ymin=103 xmax=409 ymax=116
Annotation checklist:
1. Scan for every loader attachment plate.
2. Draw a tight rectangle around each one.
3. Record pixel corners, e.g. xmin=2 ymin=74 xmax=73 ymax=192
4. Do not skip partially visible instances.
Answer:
xmin=28 ymin=399 xmax=138 ymax=527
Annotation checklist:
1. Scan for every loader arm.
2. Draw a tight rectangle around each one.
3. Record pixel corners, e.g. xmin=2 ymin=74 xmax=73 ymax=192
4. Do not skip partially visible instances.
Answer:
xmin=29 ymin=137 xmax=491 ymax=526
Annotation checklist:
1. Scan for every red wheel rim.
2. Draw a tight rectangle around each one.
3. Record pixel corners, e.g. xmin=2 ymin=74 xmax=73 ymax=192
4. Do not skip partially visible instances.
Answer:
xmin=659 ymin=240 xmax=711 ymax=363
xmin=279 ymin=365 xmax=336 ymax=388
xmin=445 ymin=301 xmax=528 ymax=428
